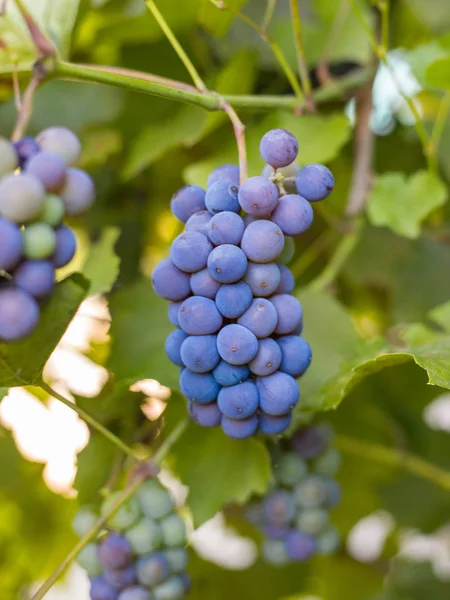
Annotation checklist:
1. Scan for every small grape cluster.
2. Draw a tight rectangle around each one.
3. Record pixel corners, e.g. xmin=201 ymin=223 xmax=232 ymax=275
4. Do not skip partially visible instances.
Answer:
xmin=74 ymin=478 xmax=190 ymax=600
xmin=246 ymin=424 xmax=341 ymax=565
xmin=152 ymin=128 xmax=334 ymax=439
xmin=0 ymin=127 xmax=95 ymax=342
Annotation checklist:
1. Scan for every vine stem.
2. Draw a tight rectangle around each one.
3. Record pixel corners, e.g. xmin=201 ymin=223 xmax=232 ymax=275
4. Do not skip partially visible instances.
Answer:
xmin=336 ymin=434 xmax=450 ymax=491
xmin=289 ymin=0 xmax=314 ymax=111
xmin=30 ymin=419 xmax=189 ymax=600
xmin=11 ymin=73 xmax=39 ymax=141
xmin=262 ymin=0 xmax=277 ymax=31
xmin=220 ymin=99 xmax=248 ymax=182
xmin=429 ymin=91 xmax=450 ymax=171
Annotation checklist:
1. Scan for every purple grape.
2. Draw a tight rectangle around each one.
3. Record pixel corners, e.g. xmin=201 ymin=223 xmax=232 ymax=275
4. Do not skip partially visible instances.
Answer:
xmin=213 ymin=360 xmax=249 ymax=386
xmin=238 ymin=176 xmax=279 ymax=217
xmin=189 ymin=400 xmax=222 ymax=426
xmin=284 ymin=530 xmax=316 ymax=561
xmin=0 ymin=173 xmax=45 ymax=223
xmin=291 ymin=426 xmax=326 ymax=458
xmin=205 ymin=180 xmax=240 ymax=214
xmin=241 ymin=220 xmax=285 ymax=263
xmin=190 ymin=268 xmax=221 ymax=299
xmin=104 ymin=564 xmax=136 ymax=589
xmin=260 ymin=129 xmax=299 ymax=168
xmin=277 ymin=336 xmax=312 ymax=377
xmin=264 ymin=490 xmax=296 ymax=524
xmin=276 ymin=265 xmax=295 ymax=294
xmin=178 ymin=296 xmax=222 ymax=335
xmin=216 ymin=324 xmax=258 ymax=365
xmin=180 ymin=334 xmax=220 ymax=373
xmin=151 ymin=258 xmax=191 ymax=302
xmin=13 ymin=260 xmax=55 ymax=299
xmin=170 ymin=231 xmax=212 ymax=273
xmin=118 ymin=587 xmax=153 ymax=600
xmin=52 ymin=225 xmax=77 ymax=268
xmin=60 ymin=168 xmax=95 ymax=216
xmin=270 ymin=294 xmax=303 ymax=335
xmin=244 ymin=262 xmax=281 ymax=297
xmin=259 ymin=411 xmax=292 ymax=435
xmin=207 ymin=244 xmax=247 ymax=284
xmin=185 ymin=209 xmax=212 ymax=236
xmin=90 ymin=576 xmax=119 ymax=600
xmin=215 ymin=281 xmax=253 ymax=319
xmin=256 ymin=372 xmax=299 ymax=415
xmin=263 ymin=523 xmax=290 ymax=540
xmin=164 ymin=329 xmax=188 ymax=367
xmin=97 ymin=533 xmax=132 ymax=570
xmin=36 ymin=126 xmax=81 ymax=165
xmin=249 ymin=337 xmax=282 ymax=376
xmin=237 ymin=298 xmax=278 ymax=338
xmin=136 ymin=552 xmax=170 ymax=588
xmin=170 ymin=185 xmax=206 ymax=222
xmin=25 ymin=151 xmax=67 ymax=192
xmin=221 ymin=413 xmax=259 ymax=439
xmin=296 ymin=164 xmax=334 ymax=201
xmin=207 ymin=211 xmax=244 ymax=245
xmin=0 ymin=288 xmax=39 ymax=341
xmin=168 ymin=301 xmax=183 ymax=327
xmin=271 ymin=194 xmax=314 ymax=236
xmin=207 ymin=164 xmax=240 ymax=188
xmin=14 ymin=136 xmax=40 ymax=167
xmin=0 ymin=218 xmax=23 ymax=271
xmin=218 ymin=380 xmax=259 ymax=420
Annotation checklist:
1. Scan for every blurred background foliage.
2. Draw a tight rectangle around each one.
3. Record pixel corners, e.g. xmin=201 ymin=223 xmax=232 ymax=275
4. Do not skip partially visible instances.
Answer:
xmin=1 ymin=0 xmax=450 ymax=598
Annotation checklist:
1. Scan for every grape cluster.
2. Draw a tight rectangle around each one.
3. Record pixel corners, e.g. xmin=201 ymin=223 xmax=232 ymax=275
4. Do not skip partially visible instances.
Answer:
xmin=245 ymin=423 xmax=341 ymax=565
xmin=74 ymin=477 xmax=189 ymax=600
xmin=152 ymin=128 xmax=334 ymax=439
xmin=0 ymin=127 xmax=95 ymax=342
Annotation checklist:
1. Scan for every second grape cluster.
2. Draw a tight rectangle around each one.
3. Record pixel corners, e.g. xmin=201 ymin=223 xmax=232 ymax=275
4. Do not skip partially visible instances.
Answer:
xmin=152 ymin=128 xmax=334 ymax=439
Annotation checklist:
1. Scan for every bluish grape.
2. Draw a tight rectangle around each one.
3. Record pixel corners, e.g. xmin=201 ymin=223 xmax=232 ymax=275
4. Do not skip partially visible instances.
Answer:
xmin=258 ymin=411 xmax=292 ymax=435
xmin=151 ymin=258 xmax=191 ymax=302
xmin=189 ymin=400 xmax=222 ymax=427
xmin=248 ymin=338 xmax=281 ymax=376
xmin=180 ymin=334 xmax=219 ymax=373
xmin=97 ymin=533 xmax=132 ymax=570
xmin=314 ymin=448 xmax=341 ymax=476
xmin=270 ymin=294 xmax=303 ymax=335
xmin=207 ymin=164 xmax=240 ymax=188
xmin=60 ymin=168 xmax=95 ymax=215
xmin=260 ymin=129 xmax=299 ymax=168
xmin=0 ymin=173 xmax=45 ymax=223
xmin=52 ymin=225 xmax=77 ymax=268
xmin=207 ymin=211 xmax=244 ymax=245
xmin=291 ymin=426 xmax=326 ymax=458
xmin=207 ymin=244 xmax=247 ymax=283
xmin=284 ymin=530 xmax=316 ymax=561
xmin=170 ymin=185 xmax=206 ymax=222
xmin=153 ymin=577 xmax=185 ymax=600
xmin=277 ymin=236 xmax=295 ymax=264
xmin=237 ymin=298 xmax=278 ymax=338
xmin=216 ymin=324 xmax=258 ymax=365
xmin=274 ymin=452 xmax=307 ymax=486
xmin=0 ymin=136 xmax=18 ymax=175
xmin=262 ymin=539 xmax=289 ymax=566
xmin=0 ymin=288 xmax=39 ymax=341
xmin=244 ymin=262 xmax=281 ymax=297
xmin=256 ymin=371 xmax=299 ymax=415
xmin=277 ymin=336 xmax=312 ymax=377
xmin=40 ymin=194 xmax=65 ymax=226
xmin=185 ymin=209 xmax=212 ymax=236
xmin=180 ymin=369 xmax=220 ymax=403
xmin=160 ymin=513 xmax=186 ymax=547
xmin=125 ymin=517 xmax=163 ymax=555
xmin=118 ymin=587 xmax=153 ymax=600
xmin=263 ymin=489 xmax=296 ymax=524
xmin=168 ymin=301 xmax=182 ymax=327
xmin=0 ymin=218 xmax=23 ymax=271
xmin=190 ymin=268 xmax=221 ymax=299
xmin=316 ymin=526 xmax=340 ymax=555
xmin=25 ymin=151 xmax=67 ymax=192
xmin=72 ymin=506 xmax=98 ymax=537
xmin=178 ymin=296 xmax=222 ymax=335
xmin=271 ymin=194 xmax=313 ymax=236
xmin=221 ymin=413 xmax=258 ymax=439
xmin=136 ymin=552 xmax=170 ymax=587
xmin=164 ymin=329 xmax=188 ymax=367
xmin=215 ymin=281 xmax=252 ymax=319
xmin=90 ymin=576 xmax=119 ymax=600
xmin=263 ymin=523 xmax=290 ymax=540
xmin=164 ymin=548 xmax=188 ymax=573
xmin=36 ymin=126 xmax=81 ymax=165
xmin=205 ymin=180 xmax=240 ymax=214
xmin=217 ymin=380 xmax=259 ymax=420
xmin=276 ymin=265 xmax=295 ymax=294
xmin=170 ymin=231 xmax=212 ymax=273
xmin=22 ymin=223 xmax=56 ymax=259
xmin=294 ymin=475 xmax=329 ymax=508
xmin=77 ymin=543 xmax=102 ymax=576
xmin=101 ymin=494 xmax=140 ymax=530
xmin=14 ymin=136 xmax=40 ymax=167
xmin=104 ymin=564 xmax=136 ymax=589
xmin=213 ymin=360 xmax=249 ymax=387
xmin=13 ymin=260 xmax=55 ymax=299
xmin=323 ymin=479 xmax=341 ymax=508
xmin=241 ymin=220 xmax=284 ymax=263
xmin=238 ymin=176 xmax=279 ymax=217
xmin=296 ymin=508 xmax=329 ymax=535
xmin=137 ymin=480 xmax=174 ymax=520
xmin=296 ymin=164 xmax=334 ymax=201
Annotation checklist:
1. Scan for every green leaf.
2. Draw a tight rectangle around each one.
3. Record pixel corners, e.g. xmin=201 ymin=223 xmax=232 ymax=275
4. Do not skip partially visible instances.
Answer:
xmin=83 ymin=227 xmax=121 ymax=296
xmin=198 ymin=0 xmax=249 ymax=36
xmin=425 ymin=56 xmax=450 ymax=88
xmin=407 ymin=41 xmax=449 ymax=87
xmin=367 ymin=171 xmax=447 ymax=238
xmin=0 ymin=274 xmax=89 ymax=388
xmin=74 ymin=433 xmax=116 ymax=504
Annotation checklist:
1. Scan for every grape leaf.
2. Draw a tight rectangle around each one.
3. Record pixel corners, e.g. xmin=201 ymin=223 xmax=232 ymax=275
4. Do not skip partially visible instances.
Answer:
xmin=83 ymin=227 xmax=121 ymax=296
xmin=407 ymin=41 xmax=448 ymax=87
xmin=74 ymin=432 xmax=116 ymax=504
xmin=426 ymin=56 xmax=450 ymax=88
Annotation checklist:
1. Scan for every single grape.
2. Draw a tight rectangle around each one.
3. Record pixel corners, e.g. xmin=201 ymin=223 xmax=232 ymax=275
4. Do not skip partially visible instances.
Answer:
xmin=185 ymin=209 xmax=212 ymax=236
xmin=13 ymin=260 xmax=55 ymax=299
xmin=277 ymin=236 xmax=295 ymax=264
xmin=295 ymin=164 xmax=334 ymax=201
xmin=0 ymin=136 xmax=18 ymax=175
xmin=76 ymin=543 xmax=102 ymax=576
xmin=291 ymin=426 xmax=326 ymax=458
xmin=164 ymin=547 xmax=188 ymax=573
xmin=221 ymin=413 xmax=258 ymax=439
xmin=178 ymin=296 xmax=222 ymax=335
xmin=273 ymin=452 xmax=307 ymax=486
xmin=207 ymin=244 xmax=248 ymax=283
xmin=190 ymin=268 xmax=221 ymax=299
xmin=237 ymin=298 xmax=278 ymax=338
xmin=314 ymin=448 xmax=341 ymax=476
xmin=25 ymin=151 xmax=67 ymax=192
xmin=262 ymin=539 xmax=289 ymax=566
xmin=170 ymin=231 xmax=212 ymax=274
xmin=160 ymin=513 xmax=187 ymax=547
xmin=271 ymin=194 xmax=314 ymax=236
xmin=97 ymin=533 xmax=133 ymax=570
xmin=180 ymin=334 xmax=220 ymax=373
xmin=207 ymin=164 xmax=240 ymax=188
xmin=104 ymin=564 xmax=136 ymax=589
xmin=118 ymin=587 xmax=153 ymax=600
xmin=125 ymin=517 xmax=163 ymax=555
xmin=52 ymin=225 xmax=77 ymax=268
xmin=180 ymin=369 xmax=220 ymax=403
xmin=101 ymin=494 xmax=140 ymax=530
xmin=205 ymin=180 xmax=240 ymax=214
xmin=277 ymin=336 xmax=312 ymax=378
xmin=216 ymin=324 xmax=258 ymax=365
xmin=258 ymin=411 xmax=292 ymax=435
xmin=36 ymin=126 xmax=81 ymax=165
xmin=213 ymin=360 xmax=249 ymax=387
xmin=39 ymin=194 xmax=65 ymax=226
xmin=238 ymin=176 xmax=279 ymax=217
xmin=22 ymin=223 xmax=57 ymax=259
xmin=294 ymin=475 xmax=329 ymax=508
xmin=151 ymin=258 xmax=191 ymax=302
xmin=14 ymin=136 xmax=40 ymax=167
xmin=189 ymin=400 xmax=222 ymax=427
xmin=241 ymin=220 xmax=284 ymax=264
xmin=72 ymin=506 xmax=98 ymax=537
xmin=215 ymin=281 xmax=252 ymax=319
xmin=296 ymin=508 xmax=329 ymax=535
xmin=270 ymin=294 xmax=303 ymax=335
xmin=207 ymin=211 xmax=244 ymax=245
xmin=137 ymin=479 xmax=174 ymax=520
xmin=244 ymin=262 xmax=281 ymax=297
xmin=276 ymin=265 xmax=295 ymax=294
xmin=248 ymin=338 xmax=281 ymax=376
xmin=136 ymin=552 xmax=171 ymax=588
xmin=263 ymin=489 xmax=296 ymax=524
xmin=256 ymin=372 xmax=299 ymax=415
xmin=153 ymin=577 xmax=185 ymax=600
xmin=260 ymin=129 xmax=299 ymax=168
xmin=218 ymin=380 xmax=259 ymax=420
xmin=0 ymin=173 xmax=45 ymax=223
xmin=0 ymin=288 xmax=39 ymax=341
xmin=323 ymin=479 xmax=341 ymax=508
xmin=164 ymin=329 xmax=188 ymax=367
xmin=284 ymin=530 xmax=316 ymax=561
xmin=90 ymin=576 xmax=119 ymax=600
xmin=0 ymin=218 xmax=23 ymax=271
xmin=170 ymin=185 xmax=206 ymax=222
xmin=60 ymin=168 xmax=95 ymax=216
xmin=316 ymin=526 xmax=340 ymax=555
xmin=168 ymin=301 xmax=183 ymax=327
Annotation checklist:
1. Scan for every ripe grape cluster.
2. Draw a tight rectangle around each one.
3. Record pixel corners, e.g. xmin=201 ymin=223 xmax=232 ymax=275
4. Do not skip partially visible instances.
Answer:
xmin=0 ymin=127 xmax=95 ymax=342
xmin=74 ymin=477 xmax=189 ymax=600
xmin=246 ymin=423 xmax=341 ymax=565
xmin=152 ymin=128 xmax=334 ymax=439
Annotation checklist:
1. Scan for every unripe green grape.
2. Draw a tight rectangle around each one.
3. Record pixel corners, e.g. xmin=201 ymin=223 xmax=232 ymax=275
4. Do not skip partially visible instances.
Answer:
xmin=23 ymin=223 xmax=57 ymax=259
xmin=294 ymin=475 xmax=329 ymax=508
xmin=125 ymin=517 xmax=163 ymax=554
xmin=101 ymin=492 xmax=141 ymax=531
xmin=0 ymin=136 xmax=18 ymax=176
xmin=277 ymin=236 xmax=295 ymax=264
xmin=39 ymin=194 xmax=65 ymax=226
xmin=72 ymin=506 xmax=98 ymax=537
xmin=262 ymin=539 xmax=289 ymax=566
xmin=0 ymin=173 xmax=45 ymax=223
xmin=137 ymin=479 xmax=174 ymax=520
xmin=314 ymin=448 xmax=341 ymax=476
xmin=164 ymin=548 xmax=188 ymax=573
xmin=160 ymin=513 xmax=187 ymax=547
xmin=77 ymin=543 xmax=102 ymax=577
xmin=316 ymin=526 xmax=340 ymax=555
xmin=153 ymin=576 xmax=185 ymax=600
xmin=273 ymin=452 xmax=307 ymax=486
xmin=296 ymin=507 xmax=328 ymax=535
